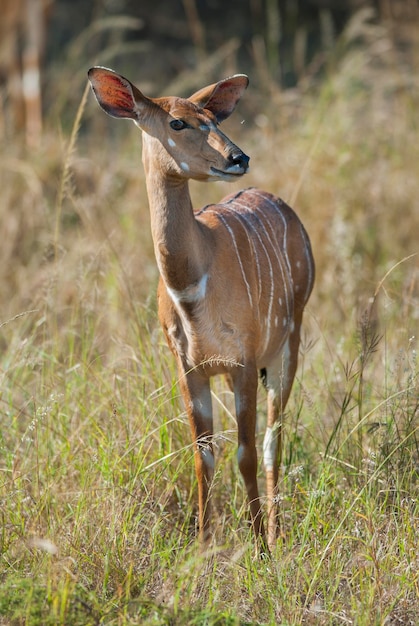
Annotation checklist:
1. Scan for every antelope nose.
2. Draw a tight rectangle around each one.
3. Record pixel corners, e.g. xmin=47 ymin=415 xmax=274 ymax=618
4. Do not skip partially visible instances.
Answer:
xmin=230 ymin=151 xmax=250 ymax=171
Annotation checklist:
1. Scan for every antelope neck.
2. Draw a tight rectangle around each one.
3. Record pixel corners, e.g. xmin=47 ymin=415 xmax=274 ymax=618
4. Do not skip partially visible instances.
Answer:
xmin=144 ymin=161 xmax=211 ymax=295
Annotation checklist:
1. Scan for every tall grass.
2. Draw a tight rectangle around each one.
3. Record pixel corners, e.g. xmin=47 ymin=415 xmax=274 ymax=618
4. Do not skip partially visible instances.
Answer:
xmin=0 ymin=11 xmax=418 ymax=625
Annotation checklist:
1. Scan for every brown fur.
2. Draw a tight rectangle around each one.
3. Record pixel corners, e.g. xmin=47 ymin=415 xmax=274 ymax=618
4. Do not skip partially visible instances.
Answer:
xmin=88 ymin=67 xmax=315 ymax=552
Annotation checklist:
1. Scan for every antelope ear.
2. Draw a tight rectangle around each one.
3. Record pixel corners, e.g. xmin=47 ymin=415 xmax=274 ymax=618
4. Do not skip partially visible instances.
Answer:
xmin=88 ymin=66 xmax=152 ymax=120
xmin=188 ymin=74 xmax=249 ymax=123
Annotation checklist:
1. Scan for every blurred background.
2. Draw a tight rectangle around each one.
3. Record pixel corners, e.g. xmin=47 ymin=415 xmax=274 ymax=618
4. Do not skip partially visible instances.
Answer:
xmin=2 ymin=0 xmax=419 ymax=139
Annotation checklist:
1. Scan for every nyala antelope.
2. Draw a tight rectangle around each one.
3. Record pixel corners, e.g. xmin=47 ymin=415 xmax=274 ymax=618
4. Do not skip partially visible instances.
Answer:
xmin=88 ymin=67 xmax=315 ymax=552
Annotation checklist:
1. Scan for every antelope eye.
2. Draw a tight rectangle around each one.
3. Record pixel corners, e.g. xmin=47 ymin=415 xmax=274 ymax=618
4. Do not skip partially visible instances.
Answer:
xmin=170 ymin=119 xmax=187 ymax=131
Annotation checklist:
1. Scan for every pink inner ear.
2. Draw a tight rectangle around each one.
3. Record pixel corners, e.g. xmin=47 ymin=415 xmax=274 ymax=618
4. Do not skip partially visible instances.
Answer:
xmin=220 ymin=80 xmax=238 ymax=91
xmin=205 ymin=89 xmax=241 ymax=122
xmin=90 ymin=71 xmax=137 ymax=118
xmin=105 ymin=75 xmax=136 ymax=111
xmin=188 ymin=75 xmax=248 ymax=122
xmin=204 ymin=76 xmax=248 ymax=122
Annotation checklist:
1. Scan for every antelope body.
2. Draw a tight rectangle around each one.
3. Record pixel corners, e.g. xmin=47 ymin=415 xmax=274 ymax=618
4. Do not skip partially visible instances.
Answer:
xmin=88 ymin=67 xmax=315 ymax=552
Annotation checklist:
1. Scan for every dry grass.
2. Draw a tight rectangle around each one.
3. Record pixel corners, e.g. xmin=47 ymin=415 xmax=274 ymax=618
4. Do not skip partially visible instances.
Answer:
xmin=0 ymin=10 xmax=418 ymax=625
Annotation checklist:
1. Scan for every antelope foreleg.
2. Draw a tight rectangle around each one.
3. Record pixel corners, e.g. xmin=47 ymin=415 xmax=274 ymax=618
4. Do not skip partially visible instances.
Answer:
xmin=179 ymin=369 xmax=214 ymax=547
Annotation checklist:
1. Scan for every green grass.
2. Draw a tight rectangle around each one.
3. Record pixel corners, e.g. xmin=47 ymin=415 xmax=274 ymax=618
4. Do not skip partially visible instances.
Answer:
xmin=1 ymin=13 xmax=418 ymax=625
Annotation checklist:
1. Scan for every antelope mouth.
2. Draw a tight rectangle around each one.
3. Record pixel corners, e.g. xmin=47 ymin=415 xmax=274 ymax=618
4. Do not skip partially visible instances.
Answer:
xmin=210 ymin=164 xmax=248 ymax=179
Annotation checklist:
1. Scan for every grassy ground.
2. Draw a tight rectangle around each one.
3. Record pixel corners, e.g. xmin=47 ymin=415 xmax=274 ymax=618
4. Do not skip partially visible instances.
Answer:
xmin=1 ymin=13 xmax=418 ymax=626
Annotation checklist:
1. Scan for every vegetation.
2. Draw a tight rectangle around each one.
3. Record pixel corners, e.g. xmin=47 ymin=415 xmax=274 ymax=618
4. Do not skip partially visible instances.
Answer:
xmin=0 ymin=7 xmax=418 ymax=626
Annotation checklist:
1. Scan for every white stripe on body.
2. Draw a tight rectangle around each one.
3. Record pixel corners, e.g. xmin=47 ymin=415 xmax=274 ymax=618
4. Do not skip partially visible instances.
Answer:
xmin=251 ymin=189 xmax=314 ymax=306
xmin=225 ymin=193 xmax=294 ymax=353
xmin=249 ymin=197 xmax=293 ymax=323
xmin=192 ymin=190 xmax=312 ymax=368
xmin=207 ymin=210 xmax=254 ymax=308
xmin=167 ymin=273 xmax=208 ymax=305
xmin=251 ymin=190 xmax=293 ymax=277
xmin=247 ymin=207 xmax=292 ymax=309
xmin=228 ymin=209 xmax=275 ymax=353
